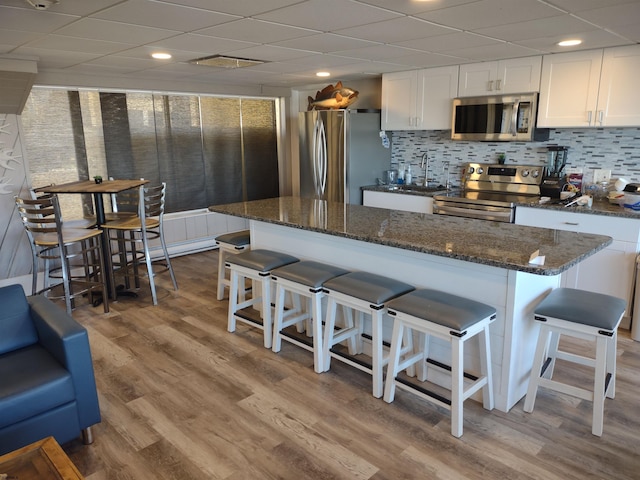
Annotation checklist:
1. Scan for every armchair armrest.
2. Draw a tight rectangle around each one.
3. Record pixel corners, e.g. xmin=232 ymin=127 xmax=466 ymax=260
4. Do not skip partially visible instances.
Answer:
xmin=28 ymin=295 xmax=101 ymax=429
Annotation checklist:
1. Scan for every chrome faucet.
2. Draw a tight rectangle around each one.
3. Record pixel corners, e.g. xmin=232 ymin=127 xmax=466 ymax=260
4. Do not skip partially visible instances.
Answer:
xmin=420 ymin=152 xmax=430 ymax=187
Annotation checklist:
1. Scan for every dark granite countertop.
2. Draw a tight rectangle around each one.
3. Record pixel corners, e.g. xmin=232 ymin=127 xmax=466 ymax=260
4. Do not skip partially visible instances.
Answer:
xmin=209 ymin=197 xmax=611 ymax=276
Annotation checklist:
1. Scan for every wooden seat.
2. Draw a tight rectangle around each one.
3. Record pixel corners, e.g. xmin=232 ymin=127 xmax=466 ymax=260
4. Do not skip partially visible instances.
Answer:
xmin=215 ymin=230 xmax=250 ymax=301
xmin=226 ymin=249 xmax=299 ymax=349
xmin=523 ymin=288 xmax=626 ymax=436
xmin=383 ymin=289 xmax=496 ymax=438
xmin=322 ymin=271 xmax=414 ymax=398
xmin=271 ymin=260 xmax=350 ymax=373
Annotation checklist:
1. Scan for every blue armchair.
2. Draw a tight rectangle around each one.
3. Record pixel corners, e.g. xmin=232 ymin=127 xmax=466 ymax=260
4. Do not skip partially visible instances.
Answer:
xmin=0 ymin=284 xmax=101 ymax=455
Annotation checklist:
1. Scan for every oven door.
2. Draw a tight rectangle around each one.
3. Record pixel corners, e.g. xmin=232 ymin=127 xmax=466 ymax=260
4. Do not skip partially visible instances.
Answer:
xmin=433 ymin=198 xmax=515 ymax=222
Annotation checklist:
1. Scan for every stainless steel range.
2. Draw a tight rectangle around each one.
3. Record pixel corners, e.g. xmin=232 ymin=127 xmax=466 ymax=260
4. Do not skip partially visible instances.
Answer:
xmin=433 ymin=163 xmax=543 ymax=222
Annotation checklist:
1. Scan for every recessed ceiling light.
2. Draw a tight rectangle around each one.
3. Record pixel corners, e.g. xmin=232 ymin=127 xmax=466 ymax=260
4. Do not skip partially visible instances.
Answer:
xmin=558 ymin=39 xmax=582 ymax=47
xmin=316 ymin=71 xmax=330 ymax=77
xmin=151 ymin=52 xmax=172 ymax=59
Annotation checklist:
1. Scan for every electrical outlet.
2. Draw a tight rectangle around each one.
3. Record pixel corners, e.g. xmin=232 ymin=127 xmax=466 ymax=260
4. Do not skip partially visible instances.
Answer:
xmin=593 ymin=169 xmax=611 ymax=184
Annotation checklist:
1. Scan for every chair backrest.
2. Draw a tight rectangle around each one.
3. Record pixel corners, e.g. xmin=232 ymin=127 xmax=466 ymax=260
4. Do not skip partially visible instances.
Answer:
xmin=140 ymin=183 xmax=166 ymax=220
xmin=15 ymin=195 xmax=65 ymax=239
xmin=0 ymin=284 xmax=37 ymax=355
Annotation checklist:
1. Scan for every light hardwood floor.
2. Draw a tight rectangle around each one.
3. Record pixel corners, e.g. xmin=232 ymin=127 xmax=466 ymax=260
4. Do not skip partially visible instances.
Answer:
xmin=61 ymin=250 xmax=640 ymax=479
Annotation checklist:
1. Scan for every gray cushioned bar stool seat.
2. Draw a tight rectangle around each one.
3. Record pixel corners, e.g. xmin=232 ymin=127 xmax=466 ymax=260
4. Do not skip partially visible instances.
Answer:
xmin=271 ymin=261 xmax=350 ymax=373
xmin=215 ymin=230 xmax=251 ymax=301
xmin=226 ymin=249 xmax=299 ymax=349
xmin=383 ymin=289 xmax=496 ymax=438
xmin=322 ymin=271 xmax=415 ymax=398
xmin=524 ymin=288 xmax=626 ymax=436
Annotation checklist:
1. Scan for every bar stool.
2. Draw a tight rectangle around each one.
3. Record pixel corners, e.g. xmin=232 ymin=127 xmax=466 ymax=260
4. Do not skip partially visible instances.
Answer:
xmin=523 ymin=288 xmax=626 ymax=436
xmin=271 ymin=261 xmax=350 ymax=373
xmin=215 ymin=230 xmax=250 ymax=301
xmin=322 ymin=271 xmax=414 ymax=398
xmin=383 ymin=289 xmax=496 ymax=438
xmin=226 ymin=249 xmax=299 ymax=349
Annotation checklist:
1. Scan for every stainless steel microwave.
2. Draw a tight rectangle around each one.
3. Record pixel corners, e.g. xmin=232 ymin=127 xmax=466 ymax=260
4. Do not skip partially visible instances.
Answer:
xmin=451 ymin=93 xmax=549 ymax=142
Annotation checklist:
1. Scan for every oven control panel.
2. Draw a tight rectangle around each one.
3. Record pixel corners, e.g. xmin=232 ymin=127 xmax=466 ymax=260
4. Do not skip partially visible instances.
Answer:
xmin=466 ymin=163 xmax=543 ymax=186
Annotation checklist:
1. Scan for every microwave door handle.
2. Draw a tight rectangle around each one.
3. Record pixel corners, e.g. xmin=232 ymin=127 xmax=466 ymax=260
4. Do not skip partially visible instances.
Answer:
xmin=511 ymin=100 xmax=520 ymax=136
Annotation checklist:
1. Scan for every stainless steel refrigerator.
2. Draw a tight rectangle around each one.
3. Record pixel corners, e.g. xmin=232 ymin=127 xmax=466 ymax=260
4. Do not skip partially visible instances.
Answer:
xmin=299 ymin=109 xmax=391 ymax=204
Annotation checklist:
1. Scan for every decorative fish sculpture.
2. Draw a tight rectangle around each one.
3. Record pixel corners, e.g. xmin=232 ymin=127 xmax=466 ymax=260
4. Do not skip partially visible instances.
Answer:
xmin=307 ymin=81 xmax=359 ymax=110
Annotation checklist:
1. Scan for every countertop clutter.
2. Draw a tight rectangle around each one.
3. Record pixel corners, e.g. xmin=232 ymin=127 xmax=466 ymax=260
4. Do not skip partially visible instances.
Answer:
xmin=209 ymin=197 xmax=611 ymax=276
xmin=361 ymin=184 xmax=640 ymax=219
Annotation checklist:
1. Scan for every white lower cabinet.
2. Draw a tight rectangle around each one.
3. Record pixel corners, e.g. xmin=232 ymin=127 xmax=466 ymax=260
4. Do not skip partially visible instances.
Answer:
xmin=515 ymin=206 xmax=640 ymax=319
xmin=363 ymin=190 xmax=433 ymax=214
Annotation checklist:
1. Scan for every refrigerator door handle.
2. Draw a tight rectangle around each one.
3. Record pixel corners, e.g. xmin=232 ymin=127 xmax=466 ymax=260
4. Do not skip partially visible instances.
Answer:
xmin=313 ymin=115 xmax=327 ymax=196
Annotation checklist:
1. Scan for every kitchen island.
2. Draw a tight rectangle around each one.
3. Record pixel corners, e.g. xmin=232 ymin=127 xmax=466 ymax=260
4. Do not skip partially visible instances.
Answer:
xmin=209 ymin=196 xmax=612 ymax=412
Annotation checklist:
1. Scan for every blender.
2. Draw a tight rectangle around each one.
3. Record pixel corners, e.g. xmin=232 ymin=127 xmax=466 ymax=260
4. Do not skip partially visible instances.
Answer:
xmin=541 ymin=146 xmax=569 ymax=198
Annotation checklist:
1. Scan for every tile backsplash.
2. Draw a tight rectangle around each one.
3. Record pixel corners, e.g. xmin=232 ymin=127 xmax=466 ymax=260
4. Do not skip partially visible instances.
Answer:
xmin=390 ymin=127 xmax=640 ymax=190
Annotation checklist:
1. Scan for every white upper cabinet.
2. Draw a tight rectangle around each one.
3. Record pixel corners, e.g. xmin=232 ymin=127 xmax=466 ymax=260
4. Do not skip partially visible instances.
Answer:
xmin=538 ymin=45 xmax=640 ymax=128
xmin=381 ymin=65 xmax=459 ymax=131
xmin=381 ymin=70 xmax=418 ymax=130
xmin=598 ymin=45 xmax=640 ymax=127
xmin=457 ymin=57 xmax=542 ymax=97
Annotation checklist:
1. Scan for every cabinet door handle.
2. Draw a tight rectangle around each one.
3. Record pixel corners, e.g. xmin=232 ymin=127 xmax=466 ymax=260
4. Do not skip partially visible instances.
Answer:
xmin=563 ymin=222 xmax=579 ymax=226
xmin=587 ymin=111 xmax=593 ymax=125
xmin=488 ymin=80 xmax=494 ymax=91
xmin=496 ymin=79 xmax=502 ymax=90
xmin=598 ymin=110 xmax=604 ymax=126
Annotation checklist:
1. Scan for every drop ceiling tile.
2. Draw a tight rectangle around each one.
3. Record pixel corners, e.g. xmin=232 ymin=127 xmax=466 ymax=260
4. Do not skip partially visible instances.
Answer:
xmin=354 ymin=0 xmax=483 ymax=15
xmin=331 ymin=44 xmax=427 ymax=62
xmin=143 ymin=34 xmax=257 ymax=55
xmin=516 ymin=29 xmax=637 ymax=52
xmin=441 ymin=42 xmax=543 ymax=61
xmin=153 ymin=0 xmax=304 ymax=16
xmin=395 ymin=31 xmax=502 ymax=53
xmin=0 ymin=0 xmax=126 ymax=16
xmin=385 ymin=51 xmax=469 ymax=68
xmin=0 ymin=6 xmax=78 ymax=33
xmin=85 ymin=55 xmax=162 ymax=70
xmin=0 ymin=28 xmax=43 ymax=47
xmin=578 ymin=2 xmax=640 ymax=28
xmin=195 ymin=18 xmax=318 ymax=44
xmin=273 ymin=34 xmax=378 ymax=54
xmin=62 ymin=63 xmax=144 ymax=76
xmin=474 ymin=14 xmax=597 ymax=42
xmin=336 ymin=16 xmax=457 ymax=43
xmin=11 ymin=47 xmax=102 ymax=68
xmin=255 ymin=0 xmax=403 ymax=31
xmin=55 ymin=18 xmax=180 ymax=44
xmin=545 ymin=0 xmax=640 ymax=13
xmin=222 ymin=44 xmax=314 ymax=62
xmin=92 ymin=0 xmax=240 ymax=32
xmin=113 ymin=45 xmax=214 ymax=63
xmin=25 ymin=35 xmax=135 ymax=55
xmin=612 ymin=24 xmax=640 ymax=43
xmin=281 ymin=53 xmax=363 ymax=68
xmin=415 ymin=0 xmax=563 ymax=31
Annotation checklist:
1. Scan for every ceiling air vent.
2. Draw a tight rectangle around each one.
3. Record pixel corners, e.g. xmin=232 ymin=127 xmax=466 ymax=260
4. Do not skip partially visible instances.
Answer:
xmin=188 ymin=55 xmax=265 ymax=69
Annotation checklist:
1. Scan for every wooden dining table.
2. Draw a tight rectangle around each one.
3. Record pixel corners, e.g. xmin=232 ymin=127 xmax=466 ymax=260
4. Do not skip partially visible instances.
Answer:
xmin=35 ymin=178 xmax=148 ymax=299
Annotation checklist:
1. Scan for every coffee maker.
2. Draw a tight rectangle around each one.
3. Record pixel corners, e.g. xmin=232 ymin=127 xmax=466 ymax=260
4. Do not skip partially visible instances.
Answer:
xmin=541 ymin=146 xmax=569 ymax=198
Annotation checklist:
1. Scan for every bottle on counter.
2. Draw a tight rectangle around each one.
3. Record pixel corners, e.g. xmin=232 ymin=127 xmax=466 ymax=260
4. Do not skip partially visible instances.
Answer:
xmin=398 ymin=162 xmax=405 ymax=185
xmin=405 ymin=165 xmax=412 ymax=185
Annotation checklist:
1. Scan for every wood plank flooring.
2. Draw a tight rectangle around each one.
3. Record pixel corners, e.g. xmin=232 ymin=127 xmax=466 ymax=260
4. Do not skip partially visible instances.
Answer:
xmin=61 ymin=250 xmax=640 ymax=479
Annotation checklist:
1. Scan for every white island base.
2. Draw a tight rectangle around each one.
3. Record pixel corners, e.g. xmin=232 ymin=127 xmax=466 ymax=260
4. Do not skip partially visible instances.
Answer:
xmin=250 ymin=220 xmax=560 ymax=413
